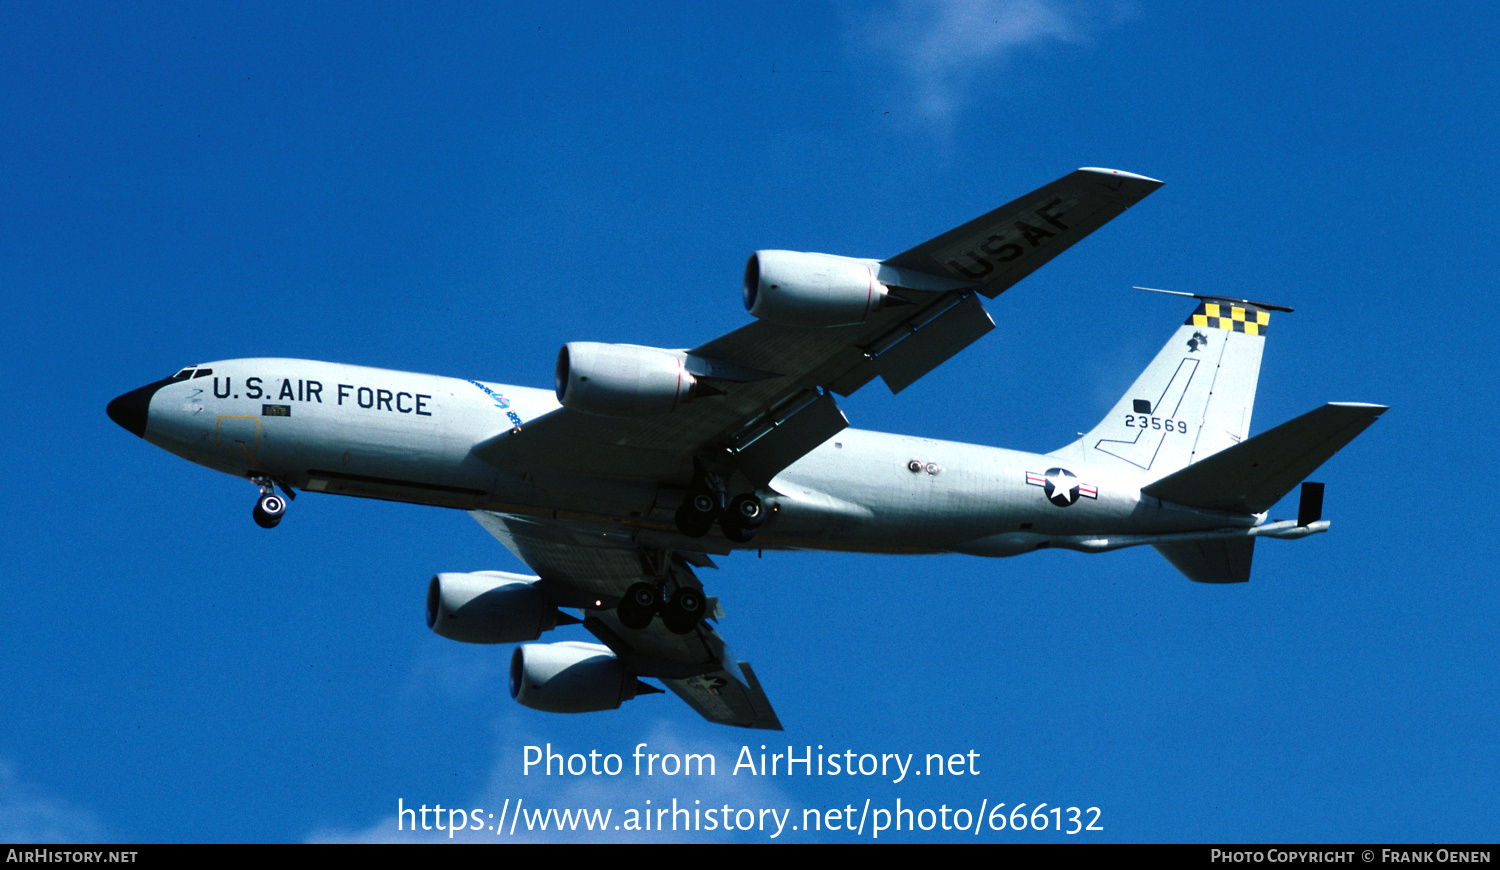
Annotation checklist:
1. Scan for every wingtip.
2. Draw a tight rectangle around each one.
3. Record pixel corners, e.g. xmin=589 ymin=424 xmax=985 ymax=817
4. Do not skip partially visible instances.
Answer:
xmin=1078 ymin=167 xmax=1165 ymax=186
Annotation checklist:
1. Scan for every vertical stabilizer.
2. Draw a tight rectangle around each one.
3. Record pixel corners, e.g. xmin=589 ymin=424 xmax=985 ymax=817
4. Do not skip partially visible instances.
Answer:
xmin=1051 ymin=298 xmax=1274 ymax=480
xmin=1153 ymin=538 xmax=1256 ymax=584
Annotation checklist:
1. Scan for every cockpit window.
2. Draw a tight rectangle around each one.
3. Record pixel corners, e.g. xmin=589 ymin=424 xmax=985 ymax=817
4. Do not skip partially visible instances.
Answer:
xmin=170 ymin=369 xmax=194 ymax=381
xmin=169 ymin=366 xmax=214 ymax=381
xmin=191 ymin=368 xmax=213 ymax=378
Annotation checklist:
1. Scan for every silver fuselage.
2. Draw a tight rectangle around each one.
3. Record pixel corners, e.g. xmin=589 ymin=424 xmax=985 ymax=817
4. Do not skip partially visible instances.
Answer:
xmin=129 ymin=358 xmax=1253 ymax=557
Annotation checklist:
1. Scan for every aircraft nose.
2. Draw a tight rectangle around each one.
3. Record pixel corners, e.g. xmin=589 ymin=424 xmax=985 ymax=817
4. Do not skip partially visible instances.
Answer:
xmin=107 ymin=381 xmax=166 ymax=438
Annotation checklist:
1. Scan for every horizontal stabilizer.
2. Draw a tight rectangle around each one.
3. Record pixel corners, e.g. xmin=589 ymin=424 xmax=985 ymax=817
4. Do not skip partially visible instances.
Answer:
xmin=1154 ymin=538 xmax=1255 ymax=584
xmin=1142 ymin=403 xmax=1386 ymax=514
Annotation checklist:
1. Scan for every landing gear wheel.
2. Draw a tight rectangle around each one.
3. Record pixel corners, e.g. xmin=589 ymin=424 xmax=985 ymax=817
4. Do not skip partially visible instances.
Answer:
xmin=720 ymin=493 xmax=765 ymax=543
xmin=661 ymin=587 xmax=707 ymax=635
xmin=253 ymin=493 xmax=285 ymax=529
xmin=674 ymin=491 xmax=718 ymax=538
xmin=730 ymin=493 xmax=764 ymax=527
xmin=616 ymin=582 xmax=660 ymax=630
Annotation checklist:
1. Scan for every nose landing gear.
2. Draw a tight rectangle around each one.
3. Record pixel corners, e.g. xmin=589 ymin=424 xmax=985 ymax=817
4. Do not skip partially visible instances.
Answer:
xmin=249 ymin=475 xmax=293 ymax=529
xmin=253 ymin=493 xmax=286 ymax=528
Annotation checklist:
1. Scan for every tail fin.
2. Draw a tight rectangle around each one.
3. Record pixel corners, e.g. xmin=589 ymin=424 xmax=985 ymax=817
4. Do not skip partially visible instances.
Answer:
xmin=1153 ymin=538 xmax=1255 ymax=584
xmin=1050 ymin=296 xmax=1276 ymax=479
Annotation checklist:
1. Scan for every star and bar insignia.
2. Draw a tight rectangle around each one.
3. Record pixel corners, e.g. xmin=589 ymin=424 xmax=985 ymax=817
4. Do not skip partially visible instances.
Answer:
xmin=1026 ymin=467 xmax=1098 ymax=507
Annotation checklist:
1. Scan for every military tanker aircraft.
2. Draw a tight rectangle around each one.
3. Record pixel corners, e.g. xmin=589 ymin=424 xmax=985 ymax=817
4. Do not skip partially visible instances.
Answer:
xmin=107 ymin=168 xmax=1383 ymax=729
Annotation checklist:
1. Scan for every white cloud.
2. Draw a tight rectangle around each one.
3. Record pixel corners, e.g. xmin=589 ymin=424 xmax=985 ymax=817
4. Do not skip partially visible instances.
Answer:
xmin=847 ymin=0 xmax=1131 ymax=126
xmin=0 ymin=759 xmax=105 ymax=843
xmin=307 ymin=719 xmax=806 ymax=843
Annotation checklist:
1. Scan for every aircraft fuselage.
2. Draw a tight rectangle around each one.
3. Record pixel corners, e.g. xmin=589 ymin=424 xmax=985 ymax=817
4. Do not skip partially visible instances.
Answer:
xmin=111 ymin=357 xmax=1253 ymax=557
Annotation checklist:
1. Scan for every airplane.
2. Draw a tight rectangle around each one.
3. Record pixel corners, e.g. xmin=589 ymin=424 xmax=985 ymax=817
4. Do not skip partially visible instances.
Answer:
xmin=106 ymin=168 xmax=1384 ymax=730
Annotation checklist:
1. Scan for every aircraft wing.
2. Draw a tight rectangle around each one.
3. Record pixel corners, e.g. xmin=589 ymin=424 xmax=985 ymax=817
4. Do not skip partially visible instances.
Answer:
xmin=470 ymin=510 xmax=784 ymax=729
xmin=467 ymin=169 xmax=1158 ymax=727
xmin=475 ymin=168 xmax=1163 ymax=488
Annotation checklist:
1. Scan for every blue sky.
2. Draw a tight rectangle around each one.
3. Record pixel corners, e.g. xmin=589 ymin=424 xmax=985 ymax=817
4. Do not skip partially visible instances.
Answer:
xmin=2 ymin=1 xmax=1495 ymax=843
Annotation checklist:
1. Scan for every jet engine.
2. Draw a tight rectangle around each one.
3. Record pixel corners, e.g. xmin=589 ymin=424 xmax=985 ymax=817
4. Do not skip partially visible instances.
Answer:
xmin=426 ymin=571 xmax=559 ymax=644
xmin=555 ymin=342 xmax=698 ymax=416
xmin=509 ymin=642 xmax=655 ymax=714
xmin=743 ymin=250 xmax=894 ymax=327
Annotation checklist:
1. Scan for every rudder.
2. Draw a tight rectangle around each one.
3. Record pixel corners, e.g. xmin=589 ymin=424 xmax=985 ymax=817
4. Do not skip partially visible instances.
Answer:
xmin=1050 ymin=296 xmax=1276 ymax=480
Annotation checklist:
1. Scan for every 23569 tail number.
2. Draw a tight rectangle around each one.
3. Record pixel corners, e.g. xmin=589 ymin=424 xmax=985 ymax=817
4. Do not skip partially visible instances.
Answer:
xmin=1124 ymin=415 xmax=1188 ymax=433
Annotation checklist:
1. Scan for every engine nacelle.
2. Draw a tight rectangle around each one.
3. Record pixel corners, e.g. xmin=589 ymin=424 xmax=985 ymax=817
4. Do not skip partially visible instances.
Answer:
xmin=426 ymin=571 xmax=558 ymax=644
xmin=743 ymin=250 xmax=892 ymax=327
xmin=555 ymin=342 xmax=697 ymax=416
xmin=509 ymin=642 xmax=648 ymax=714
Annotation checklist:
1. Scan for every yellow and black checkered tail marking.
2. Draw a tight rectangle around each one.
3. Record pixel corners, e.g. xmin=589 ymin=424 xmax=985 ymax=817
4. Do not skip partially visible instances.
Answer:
xmin=1186 ymin=301 xmax=1270 ymax=336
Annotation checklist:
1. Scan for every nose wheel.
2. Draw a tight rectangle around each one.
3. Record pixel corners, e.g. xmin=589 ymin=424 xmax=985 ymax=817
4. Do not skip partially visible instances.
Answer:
xmin=253 ymin=493 xmax=286 ymax=528
xmin=249 ymin=475 xmax=293 ymax=529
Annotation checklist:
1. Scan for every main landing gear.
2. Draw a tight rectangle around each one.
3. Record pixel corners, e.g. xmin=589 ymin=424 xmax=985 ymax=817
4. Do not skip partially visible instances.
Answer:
xmin=614 ymin=548 xmax=709 ymax=635
xmin=673 ymin=466 xmax=766 ymax=543
xmin=250 ymin=475 xmax=293 ymax=529
xmin=616 ymin=582 xmax=707 ymax=635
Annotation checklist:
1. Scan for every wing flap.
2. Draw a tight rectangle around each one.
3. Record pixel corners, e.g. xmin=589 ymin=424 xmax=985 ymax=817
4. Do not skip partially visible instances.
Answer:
xmin=870 ymin=292 xmax=996 ymax=393
xmin=731 ymin=390 xmax=849 ymax=484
